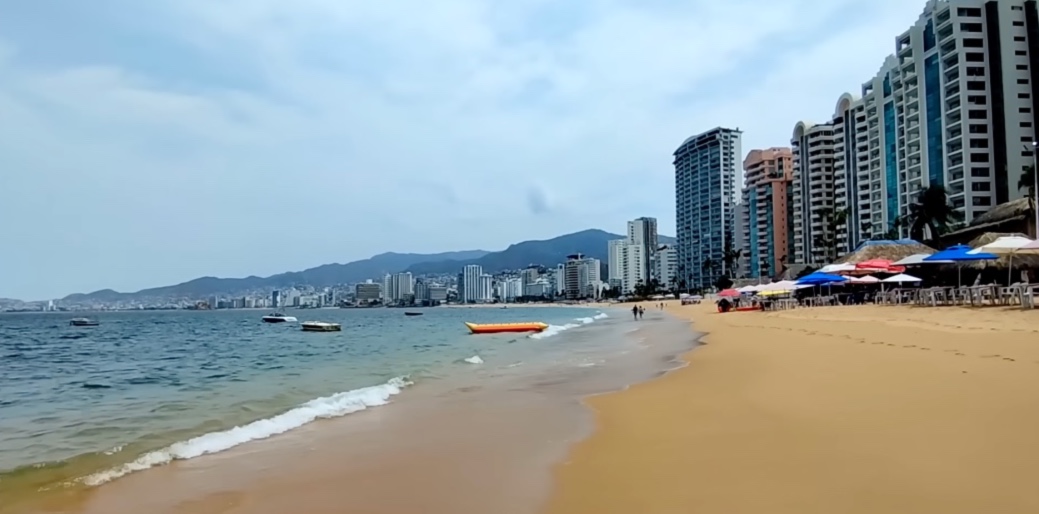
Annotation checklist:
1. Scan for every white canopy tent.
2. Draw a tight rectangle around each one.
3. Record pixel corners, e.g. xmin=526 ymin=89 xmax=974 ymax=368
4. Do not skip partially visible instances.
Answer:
xmin=882 ymin=273 xmax=923 ymax=283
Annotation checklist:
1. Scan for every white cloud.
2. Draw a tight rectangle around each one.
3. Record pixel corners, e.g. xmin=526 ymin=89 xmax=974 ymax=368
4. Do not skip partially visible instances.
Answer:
xmin=0 ymin=0 xmax=928 ymax=299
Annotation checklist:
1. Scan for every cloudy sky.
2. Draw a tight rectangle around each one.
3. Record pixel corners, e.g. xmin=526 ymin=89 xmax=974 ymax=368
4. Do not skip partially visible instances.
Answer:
xmin=1 ymin=0 xmax=926 ymax=300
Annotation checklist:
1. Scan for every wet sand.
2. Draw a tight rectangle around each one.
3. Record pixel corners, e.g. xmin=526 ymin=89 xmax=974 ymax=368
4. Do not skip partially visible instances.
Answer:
xmin=545 ymin=302 xmax=1039 ymax=513
xmin=5 ymin=309 xmax=692 ymax=514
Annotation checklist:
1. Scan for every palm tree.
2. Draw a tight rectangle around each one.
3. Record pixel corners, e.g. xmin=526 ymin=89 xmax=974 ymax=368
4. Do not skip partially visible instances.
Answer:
xmin=722 ymin=247 xmax=743 ymax=278
xmin=1019 ymin=164 xmax=1036 ymax=200
xmin=812 ymin=207 xmax=848 ymax=262
xmin=904 ymin=184 xmax=962 ymax=242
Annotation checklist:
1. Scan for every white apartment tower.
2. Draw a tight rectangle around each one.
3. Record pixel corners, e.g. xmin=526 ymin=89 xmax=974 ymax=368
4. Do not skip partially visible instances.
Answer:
xmin=890 ymin=0 xmax=1038 ymax=223
xmin=461 ymin=264 xmax=484 ymax=303
xmin=627 ymin=217 xmax=658 ymax=280
xmin=793 ymin=0 xmax=1039 ymax=265
xmin=791 ymin=122 xmax=836 ymax=264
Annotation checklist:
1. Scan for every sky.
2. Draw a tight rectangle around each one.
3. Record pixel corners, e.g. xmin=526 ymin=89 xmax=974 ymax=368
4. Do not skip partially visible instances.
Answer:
xmin=0 ymin=0 xmax=928 ymax=300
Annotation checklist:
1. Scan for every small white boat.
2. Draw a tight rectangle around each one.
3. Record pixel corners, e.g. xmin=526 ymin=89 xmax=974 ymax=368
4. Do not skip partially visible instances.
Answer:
xmin=301 ymin=321 xmax=341 ymax=332
xmin=262 ymin=312 xmax=297 ymax=323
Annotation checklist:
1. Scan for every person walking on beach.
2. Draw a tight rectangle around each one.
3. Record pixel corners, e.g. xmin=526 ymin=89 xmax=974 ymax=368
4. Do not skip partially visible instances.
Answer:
xmin=632 ymin=305 xmax=639 ymax=320
xmin=638 ymin=306 xmax=645 ymax=320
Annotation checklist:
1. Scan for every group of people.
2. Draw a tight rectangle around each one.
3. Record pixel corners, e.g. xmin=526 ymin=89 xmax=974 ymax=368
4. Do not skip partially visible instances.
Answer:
xmin=631 ymin=303 xmax=668 ymax=320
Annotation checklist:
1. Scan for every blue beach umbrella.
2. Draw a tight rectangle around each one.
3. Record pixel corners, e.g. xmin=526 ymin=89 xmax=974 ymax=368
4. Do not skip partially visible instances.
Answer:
xmin=923 ymin=244 xmax=997 ymax=286
xmin=796 ymin=272 xmax=849 ymax=286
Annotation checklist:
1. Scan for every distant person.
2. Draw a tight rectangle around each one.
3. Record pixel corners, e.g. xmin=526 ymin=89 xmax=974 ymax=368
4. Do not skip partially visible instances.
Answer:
xmin=632 ymin=305 xmax=639 ymax=320
xmin=638 ymin=306 xmax=645 ymax=319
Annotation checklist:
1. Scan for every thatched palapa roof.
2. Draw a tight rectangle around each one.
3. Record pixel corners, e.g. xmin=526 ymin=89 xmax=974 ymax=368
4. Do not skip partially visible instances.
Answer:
xmin=835 ymin=239 xmax=936 ymax=264
xmin=963 ymin=232 xmax=1039 ymax=269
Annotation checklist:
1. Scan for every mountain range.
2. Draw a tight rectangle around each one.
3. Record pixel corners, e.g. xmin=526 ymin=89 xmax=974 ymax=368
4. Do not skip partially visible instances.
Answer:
xmin=59 ymin=229 xmax=674 ymax=302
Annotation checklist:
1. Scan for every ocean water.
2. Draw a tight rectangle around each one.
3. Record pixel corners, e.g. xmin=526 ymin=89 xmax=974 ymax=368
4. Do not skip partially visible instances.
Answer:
xmin=0 ymin=306 xmax=615 ymax=496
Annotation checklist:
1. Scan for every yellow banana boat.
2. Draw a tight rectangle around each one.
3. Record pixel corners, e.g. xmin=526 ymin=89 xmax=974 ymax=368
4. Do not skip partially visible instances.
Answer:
xmin=464 ymin=322 xmax=549 ymax=334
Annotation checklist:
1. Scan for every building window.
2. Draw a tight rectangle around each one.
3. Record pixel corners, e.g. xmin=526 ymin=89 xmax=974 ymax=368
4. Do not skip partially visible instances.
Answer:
xmin=970 ymin=167 xmax=990 ymax=177
xmin=1020 ymin=93 xmax=1032 ymax=99
xmin=1015 ymin=36 xmax=1027 ymax=42
xmin=957 ymin=7 xmax=982 ymax=16
xmin=971 ymin=182 xmax=992 ymax=191
xmin=972 ymin=196 xmax=992 ymax=206
xmin=1014 ymin=20 xmax=1026 ymax=27
xmin=1017 ymin=50 xmax=1028 ymax=56
xmin=1022 ymin=107 xmax=1032 ymax=113
xmin=960 ymin=22 xmax=983 ymax=32
xmin=1019 ymin=78 xmax=1030 ymax=85
xmin=1017 ymin=64 xmax=1030 ymax=70
xmin=963 ymin=38 xmax=984 ymax=48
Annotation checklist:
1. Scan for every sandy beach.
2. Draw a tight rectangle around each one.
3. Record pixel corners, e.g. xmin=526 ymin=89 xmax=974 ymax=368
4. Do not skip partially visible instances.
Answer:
xmin=545 ymin=301 xmax=1039 ymax=513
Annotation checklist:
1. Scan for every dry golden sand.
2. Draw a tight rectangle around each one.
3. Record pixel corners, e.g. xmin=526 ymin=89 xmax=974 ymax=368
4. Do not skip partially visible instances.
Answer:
xmin=545 ymin=302 xmax=1039 ymax=514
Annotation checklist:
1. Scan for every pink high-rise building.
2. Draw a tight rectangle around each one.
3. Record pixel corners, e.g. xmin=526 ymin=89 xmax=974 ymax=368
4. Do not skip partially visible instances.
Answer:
xmin=741 ymin=148 xmax=794 ymax=278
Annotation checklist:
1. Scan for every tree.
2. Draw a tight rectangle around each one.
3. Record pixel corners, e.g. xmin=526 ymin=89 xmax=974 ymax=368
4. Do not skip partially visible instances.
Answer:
xmin=715 ymin=275 xmax=734 ymax=290
xmin=904 ymin=184 xmax=962 ymax=242
xmin=813 ymin=207 xmax=848 ymax=263
xmin=1019 ymin=164 xmax=1036 ymax=201
xmin=722 ymin=247 xmax=743 ymax=278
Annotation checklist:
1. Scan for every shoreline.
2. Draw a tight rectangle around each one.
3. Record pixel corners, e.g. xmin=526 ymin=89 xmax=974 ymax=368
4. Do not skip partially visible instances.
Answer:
xmin=3 ymin=305 xmax=685 ymax=514
xmin=543 ymin=302 xmax=1039 ymax=513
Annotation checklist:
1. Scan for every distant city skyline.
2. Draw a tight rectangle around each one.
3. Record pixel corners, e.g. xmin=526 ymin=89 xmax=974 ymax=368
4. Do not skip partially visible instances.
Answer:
xmin=1 ymin=1 xmax=928 ymax=299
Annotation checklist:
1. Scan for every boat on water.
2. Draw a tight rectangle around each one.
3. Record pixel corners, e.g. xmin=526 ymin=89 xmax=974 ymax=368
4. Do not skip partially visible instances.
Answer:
xmin=69 ymin=318 xmax=99 ymax=327
xmin=262 ymin=313 xmax=297 ymax=323
xmin=404 ymin=312 xmax=423 ymax=316
xmin=464 ymin=322 xmax=548 ymax=334
xmin=301 ymin=321 xmax=341 ymax=332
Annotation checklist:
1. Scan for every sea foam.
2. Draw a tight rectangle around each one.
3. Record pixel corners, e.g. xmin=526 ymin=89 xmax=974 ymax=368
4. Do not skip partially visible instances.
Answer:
xmin=463 ymin=355 xmax=484 ymax=364
xmin=81 ymin=376 xmax=412 ymax=486
xmin=529 ymin=312 xmax=608 ymax=340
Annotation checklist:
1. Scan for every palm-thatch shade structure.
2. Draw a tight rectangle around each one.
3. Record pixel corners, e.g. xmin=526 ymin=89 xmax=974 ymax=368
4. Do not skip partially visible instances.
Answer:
xmin=835 ymin=239 xmax=936 ymax=265
xmin=964 ymin=232 xmax=1039 ymax=269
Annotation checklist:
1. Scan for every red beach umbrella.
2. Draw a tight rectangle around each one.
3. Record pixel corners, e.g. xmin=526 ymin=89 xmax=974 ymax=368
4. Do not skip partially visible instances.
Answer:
xmin=717 ymin=289 xmax=741 ymax=298
xmin=854 ymin=259 xmax=905 ymax=274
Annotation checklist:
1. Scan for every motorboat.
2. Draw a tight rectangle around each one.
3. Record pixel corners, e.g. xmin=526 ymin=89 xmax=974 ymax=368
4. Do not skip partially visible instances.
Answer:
xmin=262 ymin=313 xmax=297 ymax=323
xmin=301 ymin=321 xmax=341 ymax=332
xmin=404 ymin=311 xmax=423 ymax=316
xmin=69 ymin=318 xmax=99 ymax=327
xmin=464 ymin=322 xmax=548 ymax=334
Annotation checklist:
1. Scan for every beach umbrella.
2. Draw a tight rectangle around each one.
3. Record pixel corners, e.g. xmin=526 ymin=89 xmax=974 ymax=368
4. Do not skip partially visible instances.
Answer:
xmin=893 ymin=253 xmax=950 ymax=266
xmin=924 ymin=244 xmax=997 ymax=287
xmin=820 ymin=263 xmax=856 ymax=274
xmin=796 ymin=272 xmax=849 ymax=285
xmin=847 ymin=275 xmax=880 ymax=284
xmin=968 ymin=236 xmax=1036 ymax=284
xmin=854 ymin=259 xmax=905 ymax=274
xmin=736 ymin=285 xmax=759 ymax=293
xmin=881 ymin=273 xmax=923 ymax=283
xmin=717 ymin=289 xmax=741 ymax=298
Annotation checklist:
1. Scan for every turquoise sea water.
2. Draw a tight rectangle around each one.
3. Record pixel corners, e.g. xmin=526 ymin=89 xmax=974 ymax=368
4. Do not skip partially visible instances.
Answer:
xmin=0 ymin=306 xmax=615 ymax=490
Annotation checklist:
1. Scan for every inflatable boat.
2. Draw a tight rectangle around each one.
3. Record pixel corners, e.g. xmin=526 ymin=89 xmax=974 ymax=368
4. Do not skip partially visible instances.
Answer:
xmin=464 ymin=322 xmax=549 ymax=334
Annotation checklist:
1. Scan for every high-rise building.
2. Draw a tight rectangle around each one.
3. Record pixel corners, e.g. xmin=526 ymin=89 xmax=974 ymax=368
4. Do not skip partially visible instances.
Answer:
xmin=355 ymin=282 xmax=381 ymax=304
xmin=742 ymin=147 xmax=794 ymax=277
xmin=627 ymin=217 xmax=658 ymax=280
xmin=653 ymin=245 xmax=677 ymax=289
xmin=791 ymin=121 xmax=838 ymax=264
xmin=271 ymin=290 xmax=280 ymax=308
xmin=890 ymin=0 xmax=1037 ymax=223
xmin=460 ymin=264 xmax=484 ymax=303
xmin=792 ymin=0 xmax=1039 ymax=265
xmin=561 ymin=254 xmax=601 ymax=299
xmin=674 ymin=127 xmax=741 ymax=290
xmin=382 ymin=272 xmax=414 ymax=303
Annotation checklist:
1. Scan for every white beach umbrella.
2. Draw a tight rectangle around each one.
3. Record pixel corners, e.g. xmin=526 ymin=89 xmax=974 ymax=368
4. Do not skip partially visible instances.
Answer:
xmin=893 ymin=253 xmax=950 ymax=266
xmin=737 ymin=285 xmax=759 ymax=293
xmin=820 ymin=263 xmax=857 ymax=274
xmin=881 ymin=273 xmax=923 ymax=283
xmin=968 ymin=236 xmax=1036 ymax=283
